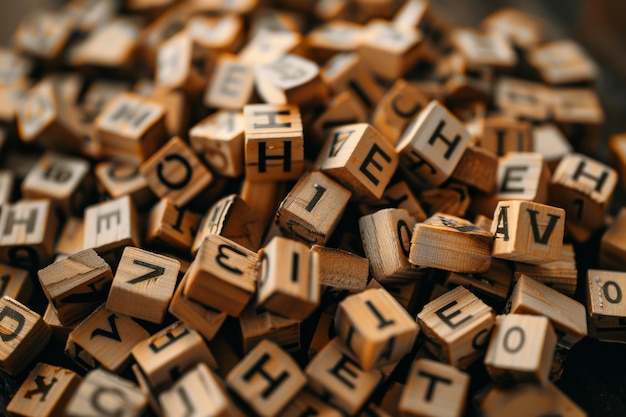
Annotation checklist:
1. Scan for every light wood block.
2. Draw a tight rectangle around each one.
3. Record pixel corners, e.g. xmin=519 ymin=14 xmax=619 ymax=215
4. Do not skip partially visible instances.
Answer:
xmin=190 ymin=110 xmax=245 ymax=178
xmin=310 ymin=91 xmax=368 ymax=151
xmin=65 ymin=368 xmax=147 ymax=417
xmin=132 ymin=321 xmax=217 ymax=391
xmin=399 ymin=358 xmax=470 ymax=417
xmin=227 ymin=339 xmax=306 ymax=417
xmin=480 ymin=117 xmax=533 ymax=157
xmin=84 ymin=195 xmax=141 ymax=256
xmin=184 ymin=234 xmax=257 ymax=317
xmin=95 ymin=160 xmax=155 ymax=209
xmin=484 ymin=314 xmax=557 ymax=385
xmin=276 ymin=171 xmax=351 ymax=246
xmin=494 ymin=77 xmax=552 ymax=121
xmin=55 ymin=217 xmax=85 ymax=256
xmin=334 ymin=287 xmax=419 ymax=370
xmin=311 ymin=245 xmax=369 ymax=292
xmin=449 ymin=145 xmax=498 ymax=194
xmin=372 ymin=79 xmax=428 ymax=146
xmin=551 ymin=88 xmax=603 ymax=125
xmin=279 ymin=390 xmax=343 ymax=417
xmin=450 ymin=29 xmax=516 ymax=69
xmin=305 ymin=338 xmax=382 ymax=415
xmin=204 ymin=54 xmax=254 ymax=110
xmin=0 ymin=296 xmax=51 ymax=375
xmin=93 ymin=92 xmax=167 ymax=163
xmin=0 ymin=263 xmax=32 ymax=303
xmin=0 ymin=170 xmax=14 ymax=204
xmin=316 ymin=123 xmax=398 ymax=200
xmin=482 ymin=8 xmax=543 ymax=49
xmin=106 ymin=247 xmax=180 ymax=324
xmin=38 ymin=249 xmax=113 ymax=326
xmin=396 ymin=100 xmax=471 ymax=188
xmin=550 ymin=153 xmax=617 ymax=231
xmin=0 ymin=199 xmax=58 ymax=269
xmin=257 ymin=236 xmax=319 ymax=321
xmin=586 ymin=270 xmax=626 ymax=341
xmin=528 ymin=40 xmax=596 ymax=85
xmin=146 ymin=199 xmax=201 ymax=253
xmin=6 ymin=362 xmax=81 ymax=417
xmin=14 ymin=10 xmax=72 ymax=60
xmin=244 ymin=103 xmax=304 ymax=182
xmin=359 ymin=181 xmax=428 ymax=222
xmin=187 ymin=14 xmax=244 ymax=53
xmin=508 ymin=275 xmax=586 ymax=349
xmin=491 ymin=200 xmax=565 ymax=265
xmin=533 ymin=124 xmax=572 ymax=170
xmin=238 ymin=29 xmax=303 ymax=66
xmin=515 ymin=244 xmax=578 ymax=296
xmin=156 ymin=31 xmax=206 ymax=95
xmin=138 ymin=2 xmax=193 ymax=67
xmin=360 ymin=208 xmax=421 ymax=282
xmin=307 ymin=21 xmax=363 ymax=63
xmin=417 ymin=286 xmax=495 ymax=369
xmin=409 ymin=213 xmax=492 ymax=274
xmin=192 ymin=194 xmax=264 ymax=254
xmin=65 ymin=304 xmax=149 ymax=372
xmin=239 ymin=307 xmax=301 ymax=354
xmin=160 ymin=362 xmax=243 ymax=417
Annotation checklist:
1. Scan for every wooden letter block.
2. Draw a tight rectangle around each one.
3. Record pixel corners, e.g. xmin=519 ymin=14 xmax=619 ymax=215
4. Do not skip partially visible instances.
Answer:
xmin=399 ymin=358 xmax=470 ymax=417
xmin=15 ymin=9 xmax=71 ymax=59
xmin=480 ymin=117 xmax=533 ymax=157
xmin=21 ymin=151 xmax=92 ymax=216
xmin=533 ymin=124 xmax=573 ymax=170
xmin=95 ymin=160 xmax=155 ymax=209
xmin=280 ymin=390 xmax=343 ymax=417
xmin=409 ymin=213 xmax=492 ymax=274
xmin=494 ymin=77 xmax=552 ymax=121
xmin=84 ymin=195 xmax=141 ymax=255
xmin=0 ymin=263 xmax=32 ymax=303
xmin=244 ymin=104 xmax=304 ymax=181
xmin=146 ymin=199 xmax=201 ymax=253
xmin=65 ymin=304 xmax=150 ymax=372
xmin=6 ymin=362 xmax=81 ymax=417
xmin=310 ymin=91 xmax=368 ymax=150
xmin=334 ymin=287 xmax=419 ymax=370
xmin=276 ymin=171 xmax=351 ymax=246
xmin=140 ymin=136 xmax=213 ymax=207
xmin=190 ymin=110 xmax=245 ymax=178
xmin=449 ymin=145 xmax=498 ymax=194
xmin=360 ymin=208 xmax=420 ymax=282
xmin=316 ymin=123 xmax=398 ymax=200
xmin=484 ymin=314 xmax=557 ymax=385
xmin=38 ymin=248 xmax=113 ymax=326
xmin=257 ymin=237 xmax=319 ymax=321
xmin=528 ymin=40 xmax=597 ymax=85
xmin=482 ymin=8 xmax=542 ymax=49
xmin=311 ymin=245 xmax=369 ymax=292
xmin=238 ymin=29 xmax=303 ymax=66
xmin=0 ymin=199 xmax=58 ymax=269
xmin=507 ymin=275 xmax=587 ymax=349
xmin=491 ymin=200 xmax=565 ymax=265
xmin=305 ymin=338 xmax=382 ymax=415
xmin=550 ymin=153 xmax=617 ymax=231
xmin=417 ymin=286 xmax=495 ymax=368
xmin=450 ymin=29 xmax=516 ymax=68
xmin=307 ymin=21 xmax=362 ymax=62
xmin=156 ymin=32 xmax=205 ymax=95
xmin=132 ymin=321 xmax=217 ymax=391
xmin=204 ymin=54 xmax=254 ymax=110
xmin=184 ymin=234 xmax=257 ymax=317
xmin=188 ymin=14 xmax=244 ymax=53
xmin=226 ymin=339 xmax=306 ymax=417
xmin=93 ymin=92 xmax=167 ymax=163
xmin=586 ymin=270 xmax=626 ymax=342
xmin=396 ymin=100 xmax=471 ymax=188
xmin=106 ymin=247 xmax=180 ymax=324
xmin=160 ymin=363 xmax=243 ymax=417
xmin=0 ymin=296 xmax=51 ymax=375
xmin=65 ymin=368 xmax=147 ymax=417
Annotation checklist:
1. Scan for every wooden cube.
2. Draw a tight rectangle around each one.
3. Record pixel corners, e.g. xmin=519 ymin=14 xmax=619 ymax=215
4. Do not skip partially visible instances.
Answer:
xmin=65 ymin=304 xmax=150 ymax=372
xmin=204 ymin=54 xmax=254 ymax=110
xmin=551 ymin=90 xmax=603 ymax=154
xmin=156 ymin=31 xmax=205 ymax=95
xmin=0 ymin=296 xmax=51 ymax=375
xmin=132 ymin=321 xmax=217 ymax=391
xmin=257 ymin=237 xmax=319 ymax=321
xmin=305 ymin=338 xmax=382 ymax=415
xmin=244 ymin=103 xmax=304 ymax=182
xmin=0 ymin=263 xmax=32 ymax=303
xmin=140 ymin=136 xmax=213 ymax=207
xmin=494 ymin=77 xmax=552 ymax=121
xmin=65 ymin=368 xmax=147 ymax=417
xmin=38 ymin=248 xmax=113 ymax=326
xmin=184 ymin=234 xmax=257 ymax=317
xmin=106 ymin=247 xmax=180 ymax=324
xmin=280 ymin=390 xmax=343 ymax=417
xmin=334 ymin=287 xmax=419 ymax=370
xmin=188 ymin=14 xmax=244 ymax=53
xmin=276 ymin=171 xmax=351 ymax=246
xmin=484 ymin=314 xmax=557 ymax=385
xmin=160 ymin=363 xmax=243 ymax=417
xmin=238 ymin=29 xmax=303 ymax=66
xmin=586 ymin=270 xmax=626 ymax=341
xmin=399 ymin=358 xmax=470 ymax=417
xmin=239 ymin=307 xmax=301 ymax=354
xmin=6 ymin=362 xmax=81 ymax=417
xmin=480 ymin=117 xmax=533 ymax=157
xmin=491 ymin=200 xmax=565 ymax=265
xmin=409 ymin=213 xmax=493 ymax=274
xmin=146 ymin=199 xmax=200 ymax=253
xmin=360 ymin=208 xmax=421 ymax=282
xmin=0 ymin=170 xmax=14 ymax=204
xmin=417 ymin=286 xmax=495 ymax=368
xmin=396 ymin=100 xmax=471 ymax=188
xmin=84 ymin=195 xmax=141 ymax=256
xmin=227 ymin=339 xmax=306 ymax=417
xmin=307 ymin=21 xmax=362 ymax=62
xmin=482 ymin=8 xmax=542 ymax=49
xmin=190 ymin=110 xmax=245 ymax=178
xmin=316 ymin=123 xmax=398 ymax=200
xmin=451 ymin=28 xmax=516 ymax=68
xmin=95 ymin=160 xmax=155 ymax=209
xmin=310 ymin=91 xmax=368 ymax=150
xmin=450 ymin=145 xmax=498 ymax=194
xmin=311 ymin=245 xmax=369 ymax=292
xmin=528 ymin=40 xmax=596 ymax=85
xmin=550 ymin=153 xmax=617 ymax=231
xmin=0 ymin=199 xmax=58 ymax=269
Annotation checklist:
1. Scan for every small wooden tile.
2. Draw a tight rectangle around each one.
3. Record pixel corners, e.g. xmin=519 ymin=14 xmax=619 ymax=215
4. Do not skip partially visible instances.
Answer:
xmin=307 ymin=21 xmax=363 ymax=63
xmin=528 ymin=40 xmax=596 ymax=85
xmin=38 ymin=249 xmax=113 ymax=326
xmin=227 ymin=339 xmax=306 ymax=417
xmin=156 ymin=31 xmax=206 ymax=95
xmin=7 ymin=362 xmax=81 ymax=417
xmin=450 ymin=29 xmax=516 ymax=69
xmin=450 ymin=145 xmax=498 ymax=194
xmin=417 ymin=286 xmax=495 ymax=368
xmin=586 ymin=270 xmax=626 ymax=336
xmin=484 ymin=314 xmax=557 ymax=385
xmin=187 ymin=14 xmax=244 ymax=53
xmin=311 ymin=245 xmax=369 ymax=292
xmin=494 ymin=77 xmax=552 ymax=121
xmin=480 ymin=117 xmax=533 ymax=157
xmin=238 ymin=29 xmax=303 ymax=65
xmin=204 ymin=54 xmax=254 ymax=110
xmin=138 ymin=3 xmax=193 ymax=67
xmin=95 ymin=160 xmax=155 ymax=209
xmin=146 ymin=199 xmax=201 ymax=253
xmin=399 ymin=358 xmax=470 ymax=417
xmin=14 ymin=10 xmax=72 ymax=60
xmin=482 ymin=8 xmax=543 ymax=49
xmin=84 ymin=195 xmax=141 ymax=256
xmin=0 ymin=263 xmax=32 ymax=303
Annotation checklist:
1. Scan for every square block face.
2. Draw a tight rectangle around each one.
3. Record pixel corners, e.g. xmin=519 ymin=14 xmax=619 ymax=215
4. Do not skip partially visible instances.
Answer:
xmin=227 ymin=340 xmax=306 ymax=417
xmin=204 ymin=55 xmax=254 ymax=110
xmin=156 ymin=32 xmax=194 ymax=90
xmin=587 ymin=270 xmax=626 ymax=320
xmin=495 ymin=153 xmax=548 ymax=201
xmin=481 ymin=117 xmax=533 ymax=157
xmin=317 ymin=123 xmax=398 ymax=200
xmin=106 ymin=247 xmax=180 ymax=324
xmin=491 ymin=200 xmax=565 ymax=265
xmin=94 ymin=161 xmax=153 ymax=207
xmin=494 ymin=77 xmax=552 ymax=121
xmin=276 ymin=171 xmax=351 ymax=246
xmin=397 ymin=101 xmax=471 ymax=188
xmin=529 ymin=40 xmax=596 ymax=85
xmin=84 ymin=195 xmax=140 ymax=254
xmin=451 ymin=29 xmax=516 ymax=68
xmin=147 ymin=199 xmax=201 ymax=253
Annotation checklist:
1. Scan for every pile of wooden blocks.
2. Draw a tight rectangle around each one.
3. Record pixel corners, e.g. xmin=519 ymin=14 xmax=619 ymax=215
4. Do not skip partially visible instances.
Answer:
xmin=0 ymin=0 xmax=623 ymax=415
